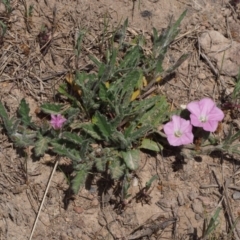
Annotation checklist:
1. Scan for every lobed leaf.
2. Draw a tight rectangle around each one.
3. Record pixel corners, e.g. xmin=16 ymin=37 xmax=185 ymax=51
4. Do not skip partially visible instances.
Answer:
xmin=81 ymin=123 xmax=103 ymax=140
xmin=35 ymin=134 xmax=49 ymax=156
xmin=71 ymin=164 xmax=89 ymax=194
xmin=18 ymin=99 xmax=32 ymax=126
xmin=61 ymin=132 xmax=84 ymax=145
xmin=51 ymin=142 xmax=81 ymax=162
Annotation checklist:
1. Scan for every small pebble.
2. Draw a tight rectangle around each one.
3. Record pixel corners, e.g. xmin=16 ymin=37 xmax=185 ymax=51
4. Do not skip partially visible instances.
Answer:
xmin=177 ymin=192 xmax=185 ymax=206
xmin=192 ymin=199 xmax=203 ymax=214
xmin=91 ymin=198 xmax=99 ymax=207
xmin=74 ymin=206 xmax=84 ymax=214
xmin=140 ymin=10 xmax=152 ymax=18
xmin=195 ymin=213 xmax=202 ymax=221
xmin=198 ymin=73 xmax=206 ymax=80
xmin=233 ymin=191 xmax=240 ymax=200
xmin=188 ymin=191 xmax=198 ymax=201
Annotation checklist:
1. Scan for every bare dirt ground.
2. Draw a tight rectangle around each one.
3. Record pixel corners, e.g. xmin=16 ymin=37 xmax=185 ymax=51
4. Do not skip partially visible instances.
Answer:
xmin=1 ymin=0 xmax=240 ymax=239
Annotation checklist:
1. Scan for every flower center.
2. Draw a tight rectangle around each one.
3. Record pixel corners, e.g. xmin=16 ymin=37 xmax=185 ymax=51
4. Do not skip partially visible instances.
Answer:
xmin=174 ymin=130 xmax=182 ymax=138
xmin=199 ymin=115 xmax=207 ymax=123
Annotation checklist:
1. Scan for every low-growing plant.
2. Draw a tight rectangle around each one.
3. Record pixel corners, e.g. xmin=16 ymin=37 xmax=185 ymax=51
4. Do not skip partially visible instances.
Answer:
xmin=2 ymin=0 xmax=13 ymax=16
xmin=0 ymin=11 xmax=188 ymax=194
xmin=0 ymin=20 xmax=7 ymax=45
xmin=202 ymin=207 xmax=221 ymax=240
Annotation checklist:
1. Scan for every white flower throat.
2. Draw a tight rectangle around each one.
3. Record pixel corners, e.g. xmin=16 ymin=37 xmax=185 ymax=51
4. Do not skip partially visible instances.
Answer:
xmin=199 ymin=115 xmax=207 ymax=123
xmin=174 ymin=130 xmax=182 ymax=137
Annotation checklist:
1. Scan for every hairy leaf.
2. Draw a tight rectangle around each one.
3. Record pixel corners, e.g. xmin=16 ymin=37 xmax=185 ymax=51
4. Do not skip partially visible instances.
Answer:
xmin=119 ymin=45 xmax=141 ymax=69
xmin=35 ymin=134 xmax=49 ymax=156
xmin=0 ymin=101 xmax=13 ymax=134
xmin=121 ymin=70 xmax=141 ymax=108
xmin=51 ymin=142 xmax=81 ymax=162
xmin=93 ymin=112 xmax=113 ymax=140
xmin=71 ymin=164 xmax=89 ymax=194
xmin=10 ymin=131 xmax=36 ymax=147
xmin=58 ymin=83 xmax=77 ymax=101
xmin=140 ymin=139 xmax=163 ymax=152
xmin=130 ymin=125 xmax=152 ymax=142
xmin=95 ymin=157 xmax=107 ymax=172
xmin=109 ymin=158 xmax=125 ymax=179
xmin=139 ymin=96 xmax=169 ymax=127
xmin=41 ymin=103 xmax=62 ymax=114
xmin=81 ymin=123 xmax=102 ymax=140
xmin=18 ymin=99 xmax=32 ymax=126
xmin=122 ymin=149 xmax=140 ymax=171
xmin=61 ymin=132 xmax=84 ymax=145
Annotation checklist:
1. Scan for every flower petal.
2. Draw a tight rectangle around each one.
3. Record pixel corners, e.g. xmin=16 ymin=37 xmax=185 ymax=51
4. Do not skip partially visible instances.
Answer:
xmin=187 ymin=101 xmax=201 ymax=116
xmin=189 ymin=114 xmax=203 ymax=128
xmin=171 ymin=115 xmax=181 ymax=131
xmin=180 ymin=132 xmax=194 ymax=145
xmin=164 ymin=115 xmax=194 ymax=146
xmin=179 ymin=118 xmax=192 ymax=133
xmin=163 ymin=121 xmax=174 ymax=135
xmin=198 ymin=98 xmax=215 ymax=116
xmin=50 ymin=114 xmax=66 ymax=129
xmin=202 ymin=121 xmax=218 ymax=132
xmin=207 ymin=107 xmax=224 ymax=121
xmin=167 ymin=134 xmax=182 ymax=146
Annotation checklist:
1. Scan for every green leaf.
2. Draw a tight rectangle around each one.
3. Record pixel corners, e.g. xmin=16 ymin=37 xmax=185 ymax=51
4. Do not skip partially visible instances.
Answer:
xmin=93 ymin=111 xmax=113 ymax=140
xmin=124 ymin=122 xmax=136 ymax=139
xmin=95 ymin=157 xmax=106 ymax=172
xmin=41 ymin=103 xmax=62 ymax=114
xmin=139 ymin=96 xmax=169 ymax=127
xmin=164 ymin=53 xmax=189 ymax=76
xmin=89 ymin=54 xmax=102 ymax=68
xmin=75 ymin=30 xmax=85 ymax=57
xmin=119 ymin=45 xmax=141 ymax=69
xmin=51 ymin=142 xmax=81 ymax=162
xmin=122 ymin=149 xmax=140 ymax=171
xmin=121 ymin=70 xmax=141 ymax=107
xmin=130 ymin=125 xmax=152 ymax=142
xmin=145 ymin=175 xmax=158 ymax=190
xmin=99 ymin=83 xmax=108 ymax=101
xmin=79 ymin=140 xmax=90 ymax=159
xmin=81 ymin=123 xmax=102 ymax=140
xmin=35 ymin=134 xmax=49 ymax=156
xmin=152 ymin=10 xmax=187 ymax=75
xmin=71 ymin=165 xmax=89 ymax=194
xmin=116 ymin=18 xmax=128 ymax=49
xmin=18 ymin=99 xmax=32 ymax=126
xmin=232 ymin=68 xmax=240 ymax=100
xmin=61 ymin=132 xmax=84 ymax=145
xmin=0 ymin=21 xmax=7 ymax=37
xmin=10 ymin=130 xmax=36 ymax=148
xmin=123 ymin=179 xmax=131 ymax=199
xmin=140 ymin=139 xmax=163 ymax=152
xmin=203 ymin=207 xmax=221 ymax=238
xmin=111 ymin=130 xmax=130 ymax=150
xmin=58 ymin=84 xmax=77 ymax=101
xmin=0 ymin=101 xmax=13 ymax=134
xmin=109 ymin=158 xmax=125 ymax=179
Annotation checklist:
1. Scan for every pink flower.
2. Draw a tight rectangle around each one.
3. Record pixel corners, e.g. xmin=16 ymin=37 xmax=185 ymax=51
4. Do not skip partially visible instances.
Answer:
xmin=50 ymin=114 xmax=66 ymax=129
xmin=163 ymin=115 xmax=194 ymax=146
xmin=187 ymin=98 xmax=224 ymax=132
